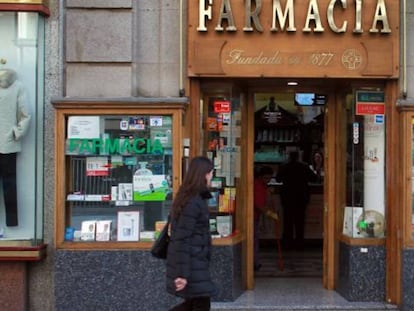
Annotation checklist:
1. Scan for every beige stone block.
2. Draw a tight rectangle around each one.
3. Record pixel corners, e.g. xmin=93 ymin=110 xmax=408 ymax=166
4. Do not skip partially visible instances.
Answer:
xmin=135 ymin=8 xmax=160 ymax=63
xmin=408 ymin=0 xmax=414 ymax=13
xmin=160 ymin=6 xmax=180 ymax=64
xmin=135 ymin=63 xmax=160 ymax=97
xmin=66 ymin=65 xmax=131 ymax=97
xmin=159 ymin=63 xmax=180 ymax=97
xmin=408 ymin=67 xmax=414 ymax=97
xmin=134 ymin=63 xmax=180 ymax=97
xmin=137 ymin=0 xmax=178 ymax=10
xmin=66 ymin=10 xmax=132 ymax=62
xmin=66 ymin=0 xmax=132 ymax=8
xmin=137 ymin=0 xmax=160 ymax=10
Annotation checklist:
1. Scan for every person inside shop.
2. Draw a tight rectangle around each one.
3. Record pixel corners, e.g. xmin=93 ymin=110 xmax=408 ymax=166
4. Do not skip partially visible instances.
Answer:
xmin=166 ymin=156 xmax=218 ymax=311
xmin=0 ymin=68 xmax=31 ymax=227
xmin=276 ymin=151 xmax=317 ymax=250
xmin=259 ymin=97 xmax=279 ymax=123
xmin=309 ymin=150 xmax=324 ymax=183
xmin=253 ymin=165 xmax=278 ymax=271
xmin=267 ymin=96 xmax=277 ymax=112
xmin=255 ymin=97 xmax=278 ymax=121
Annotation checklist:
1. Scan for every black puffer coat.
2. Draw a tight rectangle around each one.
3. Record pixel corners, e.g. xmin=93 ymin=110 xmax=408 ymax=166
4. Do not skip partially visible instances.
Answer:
xmin=166 ymin=191 xmax=217 ymax=299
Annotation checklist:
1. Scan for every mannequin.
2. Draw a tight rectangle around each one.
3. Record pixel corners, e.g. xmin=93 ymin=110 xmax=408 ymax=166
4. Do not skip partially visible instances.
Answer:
xmin=0 ymin=68 xmax=31 ymax=226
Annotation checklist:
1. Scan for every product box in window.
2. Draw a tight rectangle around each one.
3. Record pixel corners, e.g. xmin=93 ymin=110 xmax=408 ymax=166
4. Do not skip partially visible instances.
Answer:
xmin=342 ymin=207 xmax=363 ymax=238
xmin=218 ymin=187 xmax=236 ymax=213
xmin=154 ymin=220 xmax=168 ymax=239
xmin=96 ymin=220 xmax=112 ymax=242
xmin=208 ymin=190 xmax=220 ymax=211
xmin=81 ymin=220 xmax=96 ymax=241
xmin=216 ymin=215 xmax=232 ymax=237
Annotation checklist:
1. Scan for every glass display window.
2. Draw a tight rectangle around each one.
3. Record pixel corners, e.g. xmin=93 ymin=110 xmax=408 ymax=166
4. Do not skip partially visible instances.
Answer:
xmin=0 ymin=11 xmax=45 ymax=247
xmin=53 ymin=102 xmax=184 ymax=249
xmin=200 ymin=92 xmax=243 ymax=240
xmin=342 ymin=90 xmax=386 ymax=239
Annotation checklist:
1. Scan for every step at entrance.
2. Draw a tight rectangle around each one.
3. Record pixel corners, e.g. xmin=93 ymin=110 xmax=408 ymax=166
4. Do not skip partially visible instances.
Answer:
xmin=211 ymin=278 xmax=399 ymax=311
xmin=212 ymin=308 xmax=398 ymax=311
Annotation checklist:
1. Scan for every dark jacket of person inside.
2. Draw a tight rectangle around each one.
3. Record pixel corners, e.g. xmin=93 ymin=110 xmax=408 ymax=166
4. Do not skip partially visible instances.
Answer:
xmin=276 ymin=151 xmax=317 ymax=250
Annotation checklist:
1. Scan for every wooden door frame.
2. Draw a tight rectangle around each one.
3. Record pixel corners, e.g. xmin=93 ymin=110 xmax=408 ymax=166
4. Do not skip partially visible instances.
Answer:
xmin=245 ymin=90 xmax=255 ymax=289
xmin=385 ymin=80 xmax=402 ymax=304
xmin=323 ymin=89 xmax=358 ymax=290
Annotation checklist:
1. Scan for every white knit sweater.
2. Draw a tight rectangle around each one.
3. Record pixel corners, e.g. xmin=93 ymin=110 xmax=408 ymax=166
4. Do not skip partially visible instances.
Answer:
xmin=0 ymin=69 xmax=31 ymax=154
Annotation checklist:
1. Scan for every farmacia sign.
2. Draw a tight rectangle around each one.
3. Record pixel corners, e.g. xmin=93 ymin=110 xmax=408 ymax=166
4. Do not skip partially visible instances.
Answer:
xmin=197 ymin=0 xmax=391 ymax=34
xmin=68 ymin=138 xmax=164 ymax=155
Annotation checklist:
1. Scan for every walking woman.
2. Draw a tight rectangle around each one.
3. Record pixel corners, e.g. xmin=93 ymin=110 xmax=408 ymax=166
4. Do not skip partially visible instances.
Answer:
xmin=166 ymin=156 xmax=217 ymax=311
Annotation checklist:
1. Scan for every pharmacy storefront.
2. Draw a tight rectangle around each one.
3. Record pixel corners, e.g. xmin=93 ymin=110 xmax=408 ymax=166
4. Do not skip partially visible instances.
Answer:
xmin=185 ymin=0 xmax=406 ymax=307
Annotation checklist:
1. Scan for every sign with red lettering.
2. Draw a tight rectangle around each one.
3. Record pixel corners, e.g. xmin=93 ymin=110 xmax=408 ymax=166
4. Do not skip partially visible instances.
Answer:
xmin=214 ymin=101 xmax=231 ymax=113
xmin=356 ymin=103 xmax=385 ymax=115
xmin=356 ymin=91 xmax=385 ymax=115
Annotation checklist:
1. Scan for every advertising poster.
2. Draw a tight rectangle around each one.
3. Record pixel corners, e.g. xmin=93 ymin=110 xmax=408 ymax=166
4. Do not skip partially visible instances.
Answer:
xmin=67 ymin=116 xmax=101 ymax=139
xmin=86 ymin=157 xmax=109 ymax=176
xmin=133 ymin=175 xmax=169 ymax=201
xmin=117 ymin=211 xmax=140 ymax=241
xmin=361 ymin=107 xmax=385 ymax=216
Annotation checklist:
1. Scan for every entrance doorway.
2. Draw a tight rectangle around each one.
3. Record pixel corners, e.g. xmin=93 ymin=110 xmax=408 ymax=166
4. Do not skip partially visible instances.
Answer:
xmin=252 ymin=91 xmax=325 ymax=279
xmin=197 ymin=80 xmax=336 ymax=291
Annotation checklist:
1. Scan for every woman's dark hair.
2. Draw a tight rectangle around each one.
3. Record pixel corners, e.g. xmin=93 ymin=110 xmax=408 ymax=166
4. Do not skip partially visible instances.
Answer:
xmin=311 ymin=151 xmax=324 ymax=167
xmin=171 ymin=156 xmax=213 ymax=218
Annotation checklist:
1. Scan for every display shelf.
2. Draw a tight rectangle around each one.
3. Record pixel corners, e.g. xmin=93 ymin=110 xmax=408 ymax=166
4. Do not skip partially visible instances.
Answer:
xmin=53 ymin=100 xmax=185 ymax=250
xmin=202 ymin=95 xmax=242 ymax=239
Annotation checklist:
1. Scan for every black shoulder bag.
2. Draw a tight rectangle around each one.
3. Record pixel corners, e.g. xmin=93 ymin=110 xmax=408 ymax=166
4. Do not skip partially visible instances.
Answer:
xmin=150 ymin=216 xmax=171 ymax=259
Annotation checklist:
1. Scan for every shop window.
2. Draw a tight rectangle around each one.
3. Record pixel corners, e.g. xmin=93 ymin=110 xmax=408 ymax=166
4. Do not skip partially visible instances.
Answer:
xmin=342 ymin=90 xmax=386 ymax=239
xmin=200 ymin=93 xmax=242 ymax=239
xmin=53 ymin=103 xmax=184 ymax=249
xmin=0 ymin=12 xmax=45 ymax=246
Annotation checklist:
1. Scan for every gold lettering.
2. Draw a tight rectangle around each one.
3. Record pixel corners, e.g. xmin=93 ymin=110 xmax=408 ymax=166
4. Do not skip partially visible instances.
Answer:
xmin=243 ymin=0 xmax=263 ymax=32
xmin=370 ymin=0 xmax=391 ymax=33
xmin=197 ymin=0 xmax=212 ymax=32
xmin=226 ymin=50 xmax=283 ymax=65
xmin=303 ymin=0 xmax=325 ymax=32
xmin=215 ymin=0 xmax=237 ymax=31
xmin=271 ymin=0 xmax=296 ymax=32
xmin=327 ymin=0 xmax=347 ymax=33
xmin=309 ymin=52 xmax=335 ymax=66
xmin=195 ymin=0 xmax=393 ymax=35
xmin=353 ymin=0 xmax=363 ymax=33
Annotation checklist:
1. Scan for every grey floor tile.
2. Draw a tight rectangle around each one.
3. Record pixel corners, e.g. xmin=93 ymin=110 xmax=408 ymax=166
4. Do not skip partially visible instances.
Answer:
xmin=212 ymin=278 xmax=398 ymax=310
